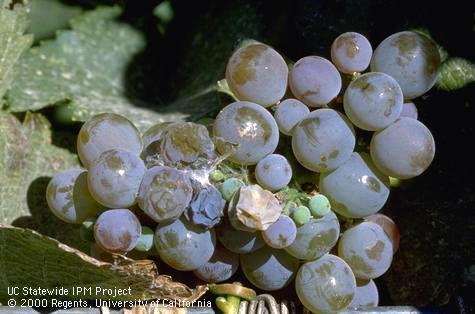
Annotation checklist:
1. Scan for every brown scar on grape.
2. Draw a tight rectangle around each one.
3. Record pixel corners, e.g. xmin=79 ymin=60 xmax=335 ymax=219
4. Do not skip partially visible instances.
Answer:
xmin=365 ymin=240 xmax=385 ymax=260
xmin=336 ymin=35 xmax=360 ymax=58
xmin=351 ymin=75 xmax=374 ymax=93
xmin=231 ymin=44 xmax=268 ymax=85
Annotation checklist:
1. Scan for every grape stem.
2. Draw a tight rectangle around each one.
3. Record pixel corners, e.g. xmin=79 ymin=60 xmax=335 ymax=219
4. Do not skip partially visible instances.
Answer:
xmin=216 ymin=295 xmax=241 ymax=314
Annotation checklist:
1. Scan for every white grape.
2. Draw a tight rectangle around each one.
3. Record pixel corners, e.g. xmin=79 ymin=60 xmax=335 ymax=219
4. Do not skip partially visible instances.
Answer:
xmin=255 ymin=154 xmax=292 ymax=191
xmin=400 ymin=102 xmax=418 ymax=119
xmin=338 ymin=222 xmax=393 ymax=280
xmin=213 ymin=101 xmax=279 ymax=165
xmin=344 ymin=72 xmax=403 ymax=131
xmin=77 ymin=113 xmax=142 ymax=168
xmin=370 ymin=31 xmax=441 ymax=99
xmin=319 ymin=152 xmax=390 ymax=218
xmin=289 ymin=56 xmax=342 ymax=107
xmin=292 ymin=108 xmax=355 ymax=172
xmin=296 ymin=254 xmax=356 ymax=313
xmin=273 ymin=98 xmax=310 ymax=135
xmin=331 ymin=32 xmax=373 ymax=73
xmin=349 ymin=279 xmax=379 ymax=308
xmin=226 ymin=43 xmax=288 ymax=107
xmin=370 ymin=117 xmax=435 ymax=179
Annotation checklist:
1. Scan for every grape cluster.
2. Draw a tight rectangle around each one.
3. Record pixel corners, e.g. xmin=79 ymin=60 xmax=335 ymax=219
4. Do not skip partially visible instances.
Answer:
xmin=46 ymin=30 xmax=439 ymax=313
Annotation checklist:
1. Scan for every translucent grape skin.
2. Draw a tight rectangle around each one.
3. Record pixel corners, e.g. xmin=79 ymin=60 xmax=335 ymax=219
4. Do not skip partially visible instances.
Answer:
xmin=193 ymin=244 xmax=239 ymax=283
xmin=370 ymin=117 xmax=435 ymax=179
xmin=225 ymin=43 xmax=288 ymax=107
xmin=184 ymin=184 xmax=225 ymax=229
xmin=308 ymin=194 xmax=331 ymax=217
xmin=371 ymin=31 xmax=441 ymax=99
xmin=241 ymin=246 xmax=300 ymax=291
xmin=273 ymin=98 xmax=310 ymax=136
xmin=154 ymin=217 xmax=216 ymax=271
xmin=77 ymin=113 xmax=142 ymax=169
xmin=319 ymin=152 xmax=390 ymax=218
xmin=88 ymin=149 xmax=146 ymax=208
xmin=94 ymin=209 xmax=142 ymax=254
xmin=344 ymin=72 xmax=403 ymax=131
xmin=137 ymin=166 xmax=193 ymax=223
xmin=255 ymin=154 xmax=292 ymax=191
xmin=338 ymin=222 xmax=393 ymax=280
xmin=292 ymin=108 xmax=355 ymax=173
xmin=46 ymin=169 xmax=98 ymax=224
xmin=262 ymin=215 xmax=297 ymax=249
xmin=289 ymin=56 xmax=342 ymax=107
xmin=285 ymin=211 xmax=340 ymax=260
xmin=296 ymin=254 xmax=356 ymax=313
xmin=220 ymin=178 xmax=245 ymax=201
xmin=141 ymin=122 xmax=172 ymax=166
xmin=400 ymin=102 xmax=418 ymax=120
xmin=213 ymin=101 xmax=279 ymax=165
xmin=349 ymin=279 xmax=379 ymax=308
xmin=216 ymin=218 xmax=265 ymax=254
xmin=290 ymin=205 xmax=311 ymax=226
xmin=331 ymin=32 xmax=373 ymax=74
xmin=366 ymin=213 xmax=400 ymax=254
xmin=160 ymin=122 xmax=215 ymax=167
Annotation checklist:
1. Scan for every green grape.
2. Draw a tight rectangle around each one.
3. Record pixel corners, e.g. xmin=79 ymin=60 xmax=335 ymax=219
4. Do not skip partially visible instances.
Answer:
xmin=291 ymin=205 xmax=311 ymax=226
xmin=220 ymin=178 xmax=245 ymax=201
xmin=308 ymin=194 xmax=331 ymax=217
xmin=134 ymin=226 xmax=154 ymax=252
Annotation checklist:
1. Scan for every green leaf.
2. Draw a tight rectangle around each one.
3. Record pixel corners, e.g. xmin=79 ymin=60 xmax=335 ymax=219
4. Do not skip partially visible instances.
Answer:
xmin=436 ymin=57 xmax=475 ymax=91
xmin=28 ymin=0 xmax=83 ymax=42
xmin=6 ymin=6 xmax=186 ymax=131
xmin=0 ymin=0 xmax=33 ymax=101
xmin=0 ymin=225 xmax=207 ymax=303
xmin=0 ymin=111 xmax=84 ymax=249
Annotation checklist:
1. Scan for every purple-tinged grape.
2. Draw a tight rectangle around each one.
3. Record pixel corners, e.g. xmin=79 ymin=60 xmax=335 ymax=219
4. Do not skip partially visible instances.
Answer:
xmin=273 ymin=98 xmax=310 ymax=136
xmin=185 ymin=184 xmax=225 ymax=229
xmin=331 ymin=32 xmax=373 ymax=74
xmin=241 ymin=246 xmax=300 ymax=291
xmin=400 ymin=102 xmax=418 ymax=119
xmin=94 ymin=209 xmax=141 ymax=254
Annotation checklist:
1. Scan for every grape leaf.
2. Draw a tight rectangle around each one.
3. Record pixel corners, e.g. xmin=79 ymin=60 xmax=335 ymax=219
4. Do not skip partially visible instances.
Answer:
xmin=0 ymin=225 xmax=207 ymax=303
xmin=6 ymin=6 xmax=186 ymax=131
xmin=0 ymin=0 xmax=33 ymax=101
xmin=0 ymin=111 xmax=84 ymax=249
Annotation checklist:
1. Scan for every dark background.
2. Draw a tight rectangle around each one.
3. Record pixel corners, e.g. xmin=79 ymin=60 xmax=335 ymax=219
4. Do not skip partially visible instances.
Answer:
xmin=38 ymin=0 xmax=475 ymax=310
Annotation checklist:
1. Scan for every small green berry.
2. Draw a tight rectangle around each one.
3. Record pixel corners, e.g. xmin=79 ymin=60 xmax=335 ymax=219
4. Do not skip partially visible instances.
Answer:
xmin=134 ymin=226 xmax=154 ymax=252
xmin=209 ymin=170 xmax=226 ymax=182
xmin=291 ymin=206 xmax=311 ymax=226
xmin=221 ymin=178 xmax=245 ymax=201
xmin=309 ymin=194 xmax=331 ymax=217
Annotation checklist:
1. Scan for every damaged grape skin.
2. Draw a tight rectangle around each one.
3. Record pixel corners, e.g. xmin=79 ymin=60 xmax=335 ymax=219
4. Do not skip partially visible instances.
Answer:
xmin=77 ymin=113 xmax=143 ymax=169
xmin=46 ymin=168 xmax=99 ymax=224
xmin=262 ymin=215 xmax=297 ymax=249
xmin=160 ymin=122 xmax=215 ymax=167
xmin=137 ymin=166 xmax=193 ymax=223
xmin=94 ymin=209 xmax=142 ymax=255
xmin=193 ymin=244 xmax=239 ymax=283
xmin=184 ymin=184 xmax=225 ymax=229
xmin=255 ymin=154 xmax=292 ymax=191
xmin=285 ymin=211 xmax=340 ymax=261
xmin=213 ymin=101 xmax=279 ymax=165
xmin=226 ymin=43 xmax=288 ymax=107
xmin=331 ymin=32 xmax=373 ymax=74
xmin=338 ymin=222 xmax=393 ymax=280
xmin=141 ymin=122 xmax=172 ymax=166
xmin=154 ymin=217 xmax=216 ymax=271
xmin=228 ymin=184 xmax=282 ymax=232
xmin=87 ymin=149 xmax=146 ymax=208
